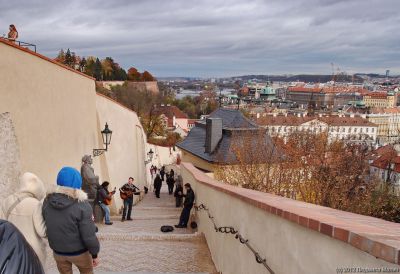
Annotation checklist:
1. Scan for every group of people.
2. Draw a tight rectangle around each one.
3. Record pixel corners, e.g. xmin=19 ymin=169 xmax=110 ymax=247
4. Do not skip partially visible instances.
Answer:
xmin=96 ymin=176 xmax=140 ymax=225
xmin=0 ymin=167 xmax=99 ymax=274
xmin=153 ymin=166 xmax=177 ymax=198
xmin=152 ymin=166 xmax=195 ymax=229
xmin=0 ymin=164 xmax=195 ymax=273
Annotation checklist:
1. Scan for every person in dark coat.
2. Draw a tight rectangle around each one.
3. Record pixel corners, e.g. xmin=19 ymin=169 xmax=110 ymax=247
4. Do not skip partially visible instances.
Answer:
xmin=174 ymin=175 xmax=183 ymax=207
xmin=42 ymin=167 xmax=100 ymax=273
xmin=166 ymin=173 xmax=175 ymax=195
xmin=97 ymin=181 xmax=115 ymax=225
xmin=154 ymin=174 xmax=162 ymax=198
xmin=175 ymin=183 xmax=195 ymax=228
xmin=160 ymin=166 xmax=165 ymax=182
xmin=0 ymin=219 xmax=45 ymax=274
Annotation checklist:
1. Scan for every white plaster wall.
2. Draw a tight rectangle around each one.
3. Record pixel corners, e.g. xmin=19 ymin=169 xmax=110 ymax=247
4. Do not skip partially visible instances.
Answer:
xmin=181 ymin=164 xmax=399 ymax=274
xmin=0 ymin=42 xmax=101 ymax=186
xmin=95 ymin=94 xmax=148 ymax=212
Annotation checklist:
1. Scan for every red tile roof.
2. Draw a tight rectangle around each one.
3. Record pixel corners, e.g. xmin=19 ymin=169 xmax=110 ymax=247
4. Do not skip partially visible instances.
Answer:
xmin=287 ymin=87 xmax=323 ymax=93
xmin=364 ymin=92 xmax=388 ymax=99
xmin=154 ymin=105 xmax=189 ymax=127
xmin=154 ymin=105 xmax=188 ymax=119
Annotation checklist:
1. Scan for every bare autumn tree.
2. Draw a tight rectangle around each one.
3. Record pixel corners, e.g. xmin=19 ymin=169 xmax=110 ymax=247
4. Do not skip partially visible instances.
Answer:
xmin=141 ymin=106 xmax=166 ymax=139
xmin=214 ymin=129 xmax=400 ymax=222
xmin=214 ymin=129 xmax=282 ymax=193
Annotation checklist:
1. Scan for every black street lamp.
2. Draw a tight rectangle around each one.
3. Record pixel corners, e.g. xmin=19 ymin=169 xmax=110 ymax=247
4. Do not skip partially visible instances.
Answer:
xmin=145 ymin=149 xmax=154 ymax=164
xmin=93 ymin=123 xmax=112 ymax=157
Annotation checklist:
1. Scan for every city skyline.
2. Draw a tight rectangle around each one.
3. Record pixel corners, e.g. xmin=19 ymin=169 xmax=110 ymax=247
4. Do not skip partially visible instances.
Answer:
xmin=1 ymin=0 xmax=399 ymax=77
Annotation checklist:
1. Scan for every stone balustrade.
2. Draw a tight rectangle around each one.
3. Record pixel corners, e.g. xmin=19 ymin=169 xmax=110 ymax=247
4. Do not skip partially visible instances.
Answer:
xmin=181 ymin=162 xmax=400 ymax=274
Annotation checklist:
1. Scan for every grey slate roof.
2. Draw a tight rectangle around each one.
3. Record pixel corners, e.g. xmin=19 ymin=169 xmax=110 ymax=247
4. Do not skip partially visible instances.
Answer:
xmin=196 ymin=108 xmax=259 ymax=129
xmin=177 ymin=108 xmax=275 ymax=165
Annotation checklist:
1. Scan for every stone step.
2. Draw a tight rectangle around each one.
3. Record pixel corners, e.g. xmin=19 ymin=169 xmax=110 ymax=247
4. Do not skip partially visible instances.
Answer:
xmin=45 ymin=237 xmax=217 ymax=273
xmin=98 ymin=217 xmax=192 ymax=236
xmin=110 ymin=215 xmax=180 ymax=221
xmin=97 ymin=232 xmax=201 ymax=241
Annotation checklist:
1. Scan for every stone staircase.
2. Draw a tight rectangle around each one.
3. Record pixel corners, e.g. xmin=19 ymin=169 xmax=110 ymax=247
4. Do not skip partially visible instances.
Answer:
xmin=45 ymin=185 xmax=217 ymax=274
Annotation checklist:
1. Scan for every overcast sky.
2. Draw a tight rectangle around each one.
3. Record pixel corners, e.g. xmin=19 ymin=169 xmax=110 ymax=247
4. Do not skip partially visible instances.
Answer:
xmin=1 ymin=0 xmax=399 ymax=77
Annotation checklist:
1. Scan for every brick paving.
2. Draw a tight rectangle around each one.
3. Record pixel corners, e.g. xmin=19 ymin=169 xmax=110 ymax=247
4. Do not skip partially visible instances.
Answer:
xmin=45 ymin=184 xmax=217 ymax=274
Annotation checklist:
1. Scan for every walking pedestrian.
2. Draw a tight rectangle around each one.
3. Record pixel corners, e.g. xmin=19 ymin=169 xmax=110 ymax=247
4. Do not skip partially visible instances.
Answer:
xmin=97 ymin=181 xmax=116 ymax=225
xmin=154 ymin=174 xmax=162 ymax=198
xmin=119 ymin=177 xmax=139 ymax=222
xmin=150 ymin=165 xmax=154 ymax=179
xmin=160 ymin=166 xmax=166 ymax=182
xmin=166 ymin=173 xmax=175 ymax=195
xmin=42 ymin=167 xmax=100 ymax=274
xmin=174 ymin=175 xmax=183 ymax=207
xmin=175 ymin=183 xmax=195 ymax=228
xmin=0 ymin=172 xmax=47 ymax=266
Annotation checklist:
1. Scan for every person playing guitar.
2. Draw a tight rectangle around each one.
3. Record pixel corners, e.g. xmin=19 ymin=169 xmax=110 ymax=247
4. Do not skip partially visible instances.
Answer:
xmin=119 ymin=177 xmax=140 ymax=222
xmin=98 ymin=181 xmax=116 ymax=225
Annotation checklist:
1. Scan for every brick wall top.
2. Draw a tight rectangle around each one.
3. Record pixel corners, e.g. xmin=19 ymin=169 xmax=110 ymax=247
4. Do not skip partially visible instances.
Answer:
xmin=182 ymin=162 xmax=400 ymax=265
xmin=0 ymin=38 xmax=95 ymax=81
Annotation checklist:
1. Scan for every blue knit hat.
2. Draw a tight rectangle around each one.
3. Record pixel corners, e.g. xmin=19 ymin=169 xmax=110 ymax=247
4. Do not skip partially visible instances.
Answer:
xmin=57 ymin=167 xmax=82 ymax=189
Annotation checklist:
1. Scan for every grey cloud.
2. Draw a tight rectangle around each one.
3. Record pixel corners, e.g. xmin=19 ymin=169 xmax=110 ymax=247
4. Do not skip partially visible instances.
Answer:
xmin=0 ymin=0 xmax=399 ymax=77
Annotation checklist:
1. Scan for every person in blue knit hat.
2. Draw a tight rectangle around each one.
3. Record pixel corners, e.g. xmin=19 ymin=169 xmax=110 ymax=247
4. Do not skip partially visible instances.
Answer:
xmin=42 ymin=167 xmax=100 ymax=274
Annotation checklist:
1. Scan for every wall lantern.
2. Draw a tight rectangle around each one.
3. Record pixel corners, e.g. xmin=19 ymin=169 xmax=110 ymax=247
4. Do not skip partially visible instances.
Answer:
xmin=93 ymin=123 xmax=112 ymax=157
xmin=145 ymin=149 xmax=154 ymax=164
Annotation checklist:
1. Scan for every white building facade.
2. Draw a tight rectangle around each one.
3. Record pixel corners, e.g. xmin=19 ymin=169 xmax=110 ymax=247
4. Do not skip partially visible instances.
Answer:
xmin=257 ymin=114 xmax=377 ymax=144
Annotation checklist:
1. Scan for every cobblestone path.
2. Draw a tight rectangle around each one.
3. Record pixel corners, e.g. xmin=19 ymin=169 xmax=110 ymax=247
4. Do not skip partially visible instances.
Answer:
xmin=46 ymin=185 xmax=217 ymax=274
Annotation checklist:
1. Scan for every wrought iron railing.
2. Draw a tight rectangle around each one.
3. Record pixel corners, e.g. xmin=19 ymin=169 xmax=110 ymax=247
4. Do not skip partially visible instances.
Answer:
xmin=194 ymin=203 xmax=275 ymax=274
xmin=2 ymin=37 xmax=36 ymax=52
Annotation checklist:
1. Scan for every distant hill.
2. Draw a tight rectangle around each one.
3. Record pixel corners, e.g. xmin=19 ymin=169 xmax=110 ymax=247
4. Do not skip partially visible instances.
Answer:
xmin=229 ymin=74 xmax=364 ymax=83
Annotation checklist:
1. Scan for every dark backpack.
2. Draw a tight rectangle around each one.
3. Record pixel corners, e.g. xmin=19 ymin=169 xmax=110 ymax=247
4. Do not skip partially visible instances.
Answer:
xmin=160 ymin=225 xmax=174 ymax=233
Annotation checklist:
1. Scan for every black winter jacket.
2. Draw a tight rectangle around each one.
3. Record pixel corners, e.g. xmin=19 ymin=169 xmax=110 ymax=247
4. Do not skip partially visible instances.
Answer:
xmin=183 ymin=188 xmax=195 ymax=208
xmin=154 ymin=176 xmax=162 ymax=190
xmin=42 ymin=186 xmax=100 ymax=258
xmin=0 ymin=220 xmax=44 ymax=274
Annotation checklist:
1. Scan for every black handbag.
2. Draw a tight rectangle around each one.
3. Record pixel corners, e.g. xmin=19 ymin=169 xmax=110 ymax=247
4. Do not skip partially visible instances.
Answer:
xmin=160 ymin=225 xmax=174 ymax=233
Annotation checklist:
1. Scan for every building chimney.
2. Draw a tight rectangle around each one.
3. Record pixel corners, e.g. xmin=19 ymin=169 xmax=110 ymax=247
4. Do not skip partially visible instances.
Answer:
xmin=256 ymin=113 xmax=260 ymax=119
xmin=205 ymin=118 xmax=223 ymax=154
xmin=350 ymin=113 xmax=355 ymax=118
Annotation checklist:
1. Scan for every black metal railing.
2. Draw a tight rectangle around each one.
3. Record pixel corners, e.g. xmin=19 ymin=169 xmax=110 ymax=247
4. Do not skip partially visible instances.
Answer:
xmin=2 ymin=37 xmax=36 ymax=52
xmin=194 ymin=203 xmax=275 ymax=274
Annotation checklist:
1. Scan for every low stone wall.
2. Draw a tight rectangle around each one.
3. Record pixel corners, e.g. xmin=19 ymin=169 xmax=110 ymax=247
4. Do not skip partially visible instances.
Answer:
xmin=0 ymin=112 xmax=21 ymax=199
xmin=181 ymin=162 xmax=400 ymax=274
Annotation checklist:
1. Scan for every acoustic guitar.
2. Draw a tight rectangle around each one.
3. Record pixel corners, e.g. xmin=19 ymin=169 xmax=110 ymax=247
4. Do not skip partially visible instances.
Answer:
xmin=104 ymin=187 xmax=116 ymax=205
xmin=120 ymin=187 xmax=140 ymax=200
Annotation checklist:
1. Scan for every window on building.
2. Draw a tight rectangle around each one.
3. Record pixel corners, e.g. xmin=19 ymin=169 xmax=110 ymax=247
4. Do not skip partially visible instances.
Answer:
xmin=348 ymin=127 xmax=351 ymax=133
xmin=354 ymin=128 xmax=357 ymax=133
xmin=366 ymin=128 xmax=369 ymax=133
